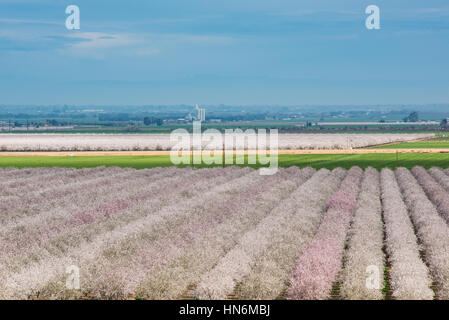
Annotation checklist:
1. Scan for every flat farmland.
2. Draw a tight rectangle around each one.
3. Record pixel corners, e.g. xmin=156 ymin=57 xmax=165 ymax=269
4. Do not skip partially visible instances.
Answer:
xmin=1 ymin=166 xmax=449 ymax=300
xmin=2 ymin=153 xmax=449 ymax=170
xmin=0 ymin=133 xmax=434 ymax=151
xmin=373 ymin=135 xmax=449 ymax=149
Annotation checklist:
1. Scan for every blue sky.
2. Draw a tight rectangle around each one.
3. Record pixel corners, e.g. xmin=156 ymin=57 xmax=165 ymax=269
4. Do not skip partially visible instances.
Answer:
xmin=0 ymin=0 xmax=448 ymax=106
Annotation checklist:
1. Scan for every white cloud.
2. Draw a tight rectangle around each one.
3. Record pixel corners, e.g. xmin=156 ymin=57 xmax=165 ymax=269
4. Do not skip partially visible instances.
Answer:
xmin=66 ymin=32 xmax=138 ymax=50
xmin=61 ymin=32 xmax=158 ymax=59
xmin=58 ymin=31 xmax=237 ymax=59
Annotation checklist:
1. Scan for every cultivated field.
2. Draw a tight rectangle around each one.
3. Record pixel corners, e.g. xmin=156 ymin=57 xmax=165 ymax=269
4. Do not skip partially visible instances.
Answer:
xmin=3 ymin=153 xmax=449 ymax=170
xmin=0 ymin=133 xmax=434 ymax=151
xmin=374 ymin=134 xmax=449 ymax=149
xmin=1 ymin=166 xmax=449 ymax=300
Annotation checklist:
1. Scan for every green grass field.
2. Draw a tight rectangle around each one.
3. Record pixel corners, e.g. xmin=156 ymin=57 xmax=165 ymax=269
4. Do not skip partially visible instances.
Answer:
xmin=1 ymin=153 xmax=449 ymax=170
xmin=376 ymin=141 xmax=449 ymax=148
xmin=373 ymin=134 xmax=449 ymax=149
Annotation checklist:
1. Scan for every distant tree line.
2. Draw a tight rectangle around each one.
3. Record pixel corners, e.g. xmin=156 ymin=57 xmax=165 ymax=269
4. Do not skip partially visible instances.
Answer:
xmin=403 ymin=112 xmax=419 ymax=122
xmin=144 ymin=116 xmax=163 ymax=126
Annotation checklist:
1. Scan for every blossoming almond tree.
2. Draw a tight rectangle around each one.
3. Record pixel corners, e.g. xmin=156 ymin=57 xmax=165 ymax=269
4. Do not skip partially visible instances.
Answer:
xmin=380 ymin=168 xmax=433 ymax=300
xmin=339 ymin=167 xmax=384 ymax=300
xmin=286 ymin=167 xmax=363 ymax=300
xmin=412 ymin=166 xmax=449 ymax=222
xmin=235 ymin=169 xmax=347 ymax=300
xmin=396 ymin=167 xmax=449 ymax=299
xmin=194 ymin=168 xmax=346 ymax=300
xmin=133 ymin=167 xmax=316 ymax=300
xmin=1 ymin=166 xmax=449 ymax=300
